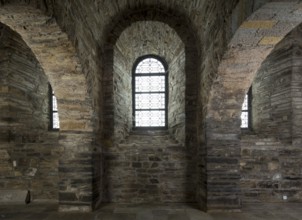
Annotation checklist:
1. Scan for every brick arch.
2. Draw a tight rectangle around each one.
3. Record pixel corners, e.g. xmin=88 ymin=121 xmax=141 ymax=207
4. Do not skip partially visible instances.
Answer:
xmin=0 ymin=4 xmax=92 ymax=132
xmin=101 ymin=4 xmax=201 ymax=141
xmin=102 ymin=5 xmax=200 ymax=49
xmin=205 ymin=2 xmax=302 ymax=211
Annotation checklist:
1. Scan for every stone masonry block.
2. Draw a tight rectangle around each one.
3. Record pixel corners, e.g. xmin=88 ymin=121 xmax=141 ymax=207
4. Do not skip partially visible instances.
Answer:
xmin=0 ymin=190 xmax=28 ymax=203
xmin=60 ymin=121 xmax=88 ymax=131
xmin=241 ymin=20 xmax=277 ymax=29
xmin=0 ymin=86 xmax=9 ymax=93
xmin=259 ymin=36 xmax=282 ymax=45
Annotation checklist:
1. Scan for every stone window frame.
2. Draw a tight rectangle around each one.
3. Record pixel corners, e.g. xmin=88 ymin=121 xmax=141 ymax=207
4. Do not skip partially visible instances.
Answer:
xmin=132 ymin=55 xmax=168 ymax=130
xmin=48 ymin=83 xmax=59 ymax=131
xmin=241 ymin=87 xmax=252 ymax=130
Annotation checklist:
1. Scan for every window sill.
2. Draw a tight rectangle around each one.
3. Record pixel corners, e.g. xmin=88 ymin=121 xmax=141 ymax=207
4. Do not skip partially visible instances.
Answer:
xmin=241 ymin=128 xmax=254 ymax=135
xmin=48 ymin=128 xmax=60 ymax=132
xmin=130 ymin=129 xmax=168 ymax=136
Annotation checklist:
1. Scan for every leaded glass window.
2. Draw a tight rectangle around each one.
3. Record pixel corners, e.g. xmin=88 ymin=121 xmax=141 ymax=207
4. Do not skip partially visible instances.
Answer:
xmin=241 ymin=89 xmax=251 ymax=129
xmin=133 ymin=56 xmax=168 ymax=128
xmin=49 ymin=84 xmax=60 ymax=130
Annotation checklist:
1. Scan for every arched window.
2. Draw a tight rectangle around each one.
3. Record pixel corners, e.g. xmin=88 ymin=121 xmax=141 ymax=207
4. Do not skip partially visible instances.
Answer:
xmin=241 ymin=88 xmax=252 ymax=129
xmin=132 ymin=55 xmax=168 ymax=128
xmin=49 ymin=84 xmax=60 ymax=130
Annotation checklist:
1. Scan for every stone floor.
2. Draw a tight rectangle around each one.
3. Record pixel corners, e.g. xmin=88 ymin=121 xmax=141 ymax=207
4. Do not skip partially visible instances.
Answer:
xmin=0 ymin=202 xmax=301 ymax=220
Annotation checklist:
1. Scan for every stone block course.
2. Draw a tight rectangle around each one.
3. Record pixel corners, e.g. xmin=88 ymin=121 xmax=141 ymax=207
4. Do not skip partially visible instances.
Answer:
xmin=241 ymin=135 xmax=302 ymax=203
xmin=103 ymin=132 xmax=196 ymax=203
xmin=241 ymin=20 xmax=277 ymax=29
xmin=259 ymin=36 xmax=282 ymax=45
xmin=0 ymin=23 xmax=59 ymax=201
xmin=1 ymin=0 xmax=302 ymax=213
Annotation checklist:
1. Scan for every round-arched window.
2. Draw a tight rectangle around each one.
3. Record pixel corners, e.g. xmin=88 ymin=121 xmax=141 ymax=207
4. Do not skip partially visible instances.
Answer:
xmin=133 ymin=55 xmax=168 ymax=128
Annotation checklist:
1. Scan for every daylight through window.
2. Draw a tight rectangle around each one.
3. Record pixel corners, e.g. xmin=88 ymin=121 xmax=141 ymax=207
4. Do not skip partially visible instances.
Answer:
xmin=133 ymin=56 xmax=168 ymax=128
xmin=49 ymin=84 xmax=60 ymax=130
xmin=241 ymin=89 xmax=251 ymax=129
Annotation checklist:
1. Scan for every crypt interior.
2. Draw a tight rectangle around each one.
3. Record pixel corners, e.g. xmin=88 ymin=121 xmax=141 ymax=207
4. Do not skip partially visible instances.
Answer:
xmin=0 ymin=0 xmax=302 ymax=219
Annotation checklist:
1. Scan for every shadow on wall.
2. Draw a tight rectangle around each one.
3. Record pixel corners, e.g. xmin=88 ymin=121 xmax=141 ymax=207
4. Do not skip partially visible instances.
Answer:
xmin=240 ymin=25 xmax=302 ymax=204
xmin=95 ymin=4 xmax=202 ymax=207
xmin=0 ymin=23 xmax=59 ymax=202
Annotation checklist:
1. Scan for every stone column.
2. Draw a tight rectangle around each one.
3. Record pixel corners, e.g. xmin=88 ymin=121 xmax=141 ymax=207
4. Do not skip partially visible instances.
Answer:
xmin=205 ymin=116 xmax=241 ymax=211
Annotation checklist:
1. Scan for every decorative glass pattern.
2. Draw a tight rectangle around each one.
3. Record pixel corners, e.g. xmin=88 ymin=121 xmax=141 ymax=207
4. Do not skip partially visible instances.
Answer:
xmin=242 ymin=94 xmax=248 ymax=110
xmin=135 ymin=110 xmax=165 ymax=127
xmin=241 ymin=94 xmax=249 ymax=128
xmin=135 ymin=76 xmax=165 ymax=92
xmin=241 ymin=112 xmax=248 ymax=128
xmin=135 ymin=58 xmax=165 ymax=73
xmin=52 ymin=95 xmax=58 ymax=111
xmin=135 ymin=93 xmax=165 ymax=109
xmin=133 ymin=56 xmax=167 ymax=127
xmin=50 ymin=85 xmax=60 ymax=130
xmin=53 ymin=112 xmax=60 ymax=129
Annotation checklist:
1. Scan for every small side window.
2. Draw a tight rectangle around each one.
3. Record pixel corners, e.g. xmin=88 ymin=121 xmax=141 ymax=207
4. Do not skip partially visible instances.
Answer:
xmin=241 ymin=88 xmax=252 ymax=129
xmin=49 ymin=84 xmax=60 ymax=130
xmin=132 ymin=55 xmax=168 ymax=129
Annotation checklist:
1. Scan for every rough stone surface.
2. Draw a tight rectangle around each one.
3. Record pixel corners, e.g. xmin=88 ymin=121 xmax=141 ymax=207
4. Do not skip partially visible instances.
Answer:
xmin=253 ymin=34 xmax=292 ymax=141
xmin=240 ymin=25 xmax=302 ymax=204
xmin=0 ymin=0 xmax=302 ymax=213
xmin=2 ymin=203 xmax=302 ymax=220
xmin=102 ymin=19 xmax=194 ymax=206
xmin=0 ymin=23 xmax=59 ymax=201
xmin=103 ymin=131 xmax=196 ymax=203
xmin=253 ymin=25 xmax=302 ymax=144
xmin=0 ymin=4 xmax=94 ymax=211
xmin=110 ymin=21 xmax=186 ymax=144
xmin=0 ymin=190 xmax=28 ymax=203
xmin=241 ymin=136 xmax=302 ymax=203
xmin=206 ymin=1 xmax=302 ymax=211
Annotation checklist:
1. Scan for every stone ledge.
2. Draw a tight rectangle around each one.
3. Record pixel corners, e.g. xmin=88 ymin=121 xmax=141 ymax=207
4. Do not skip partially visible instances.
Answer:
xmin=58 ymin=203 xmax=92 ymax=212
xmin=0 ymin=190 xmax=28 ymax=204
xmin=259 ymin=36 xmax=282 ymax=45
xmin=241 ymin=20 xmax=277 ymax=29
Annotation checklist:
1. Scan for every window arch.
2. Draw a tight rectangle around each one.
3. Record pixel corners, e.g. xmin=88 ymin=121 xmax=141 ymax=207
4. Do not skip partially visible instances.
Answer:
xmin=132 ymin=55 xmax=168 ymax=128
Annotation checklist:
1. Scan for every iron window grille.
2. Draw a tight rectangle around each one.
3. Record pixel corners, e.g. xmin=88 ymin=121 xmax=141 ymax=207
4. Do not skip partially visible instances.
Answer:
xmin=241 ymin=88 xmax=252 ymax=129
xmin=132 ymin=55 xmax=168 ymax=129
xmin=49 ymin=84 xmax=60 ymax=130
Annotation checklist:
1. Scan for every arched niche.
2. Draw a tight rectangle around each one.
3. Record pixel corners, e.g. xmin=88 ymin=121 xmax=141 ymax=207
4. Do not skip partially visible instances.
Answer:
xmin=98 ymin=5 xmax=202 ymax=206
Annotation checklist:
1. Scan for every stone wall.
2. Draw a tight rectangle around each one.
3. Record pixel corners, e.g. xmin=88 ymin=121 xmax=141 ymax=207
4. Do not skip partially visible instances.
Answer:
xmin=292 ymin=34 xmax=302 ymax=147
xmin=0 ymin=0 xmax=287 ymax=211
xmin=48 ymin=0 xmax=273 ymax=210
xmin=241 ymin=135 xmax=302 ymax=203
xmin=100 ymin=21 xmax=192 ymax=203
xmin=112 ymin=21 xmax=185 ymax=142
xmin=252 ymin=27 xmax=302 ymax=145
xmin=240 ymin=27 xmax=302 ymax=204
xmin=0 ymin=28 xmax=10 ymax=144
xmin=0 ymin=24 xmax=59 ymax=201
xmin=169 ymin=48 xmax=186 ymax=144
xmin=103 ymin=131 xmax=196 ymax=203
xmin=252 ymin=34 xmax=293 ymax=141
xmin=112 ymin=44 xmax=131 ymax=142
xmin=0 ymin=0 xmax=53 ymax=14
xmin=0 ymin=3 xmax=95 ymax=210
